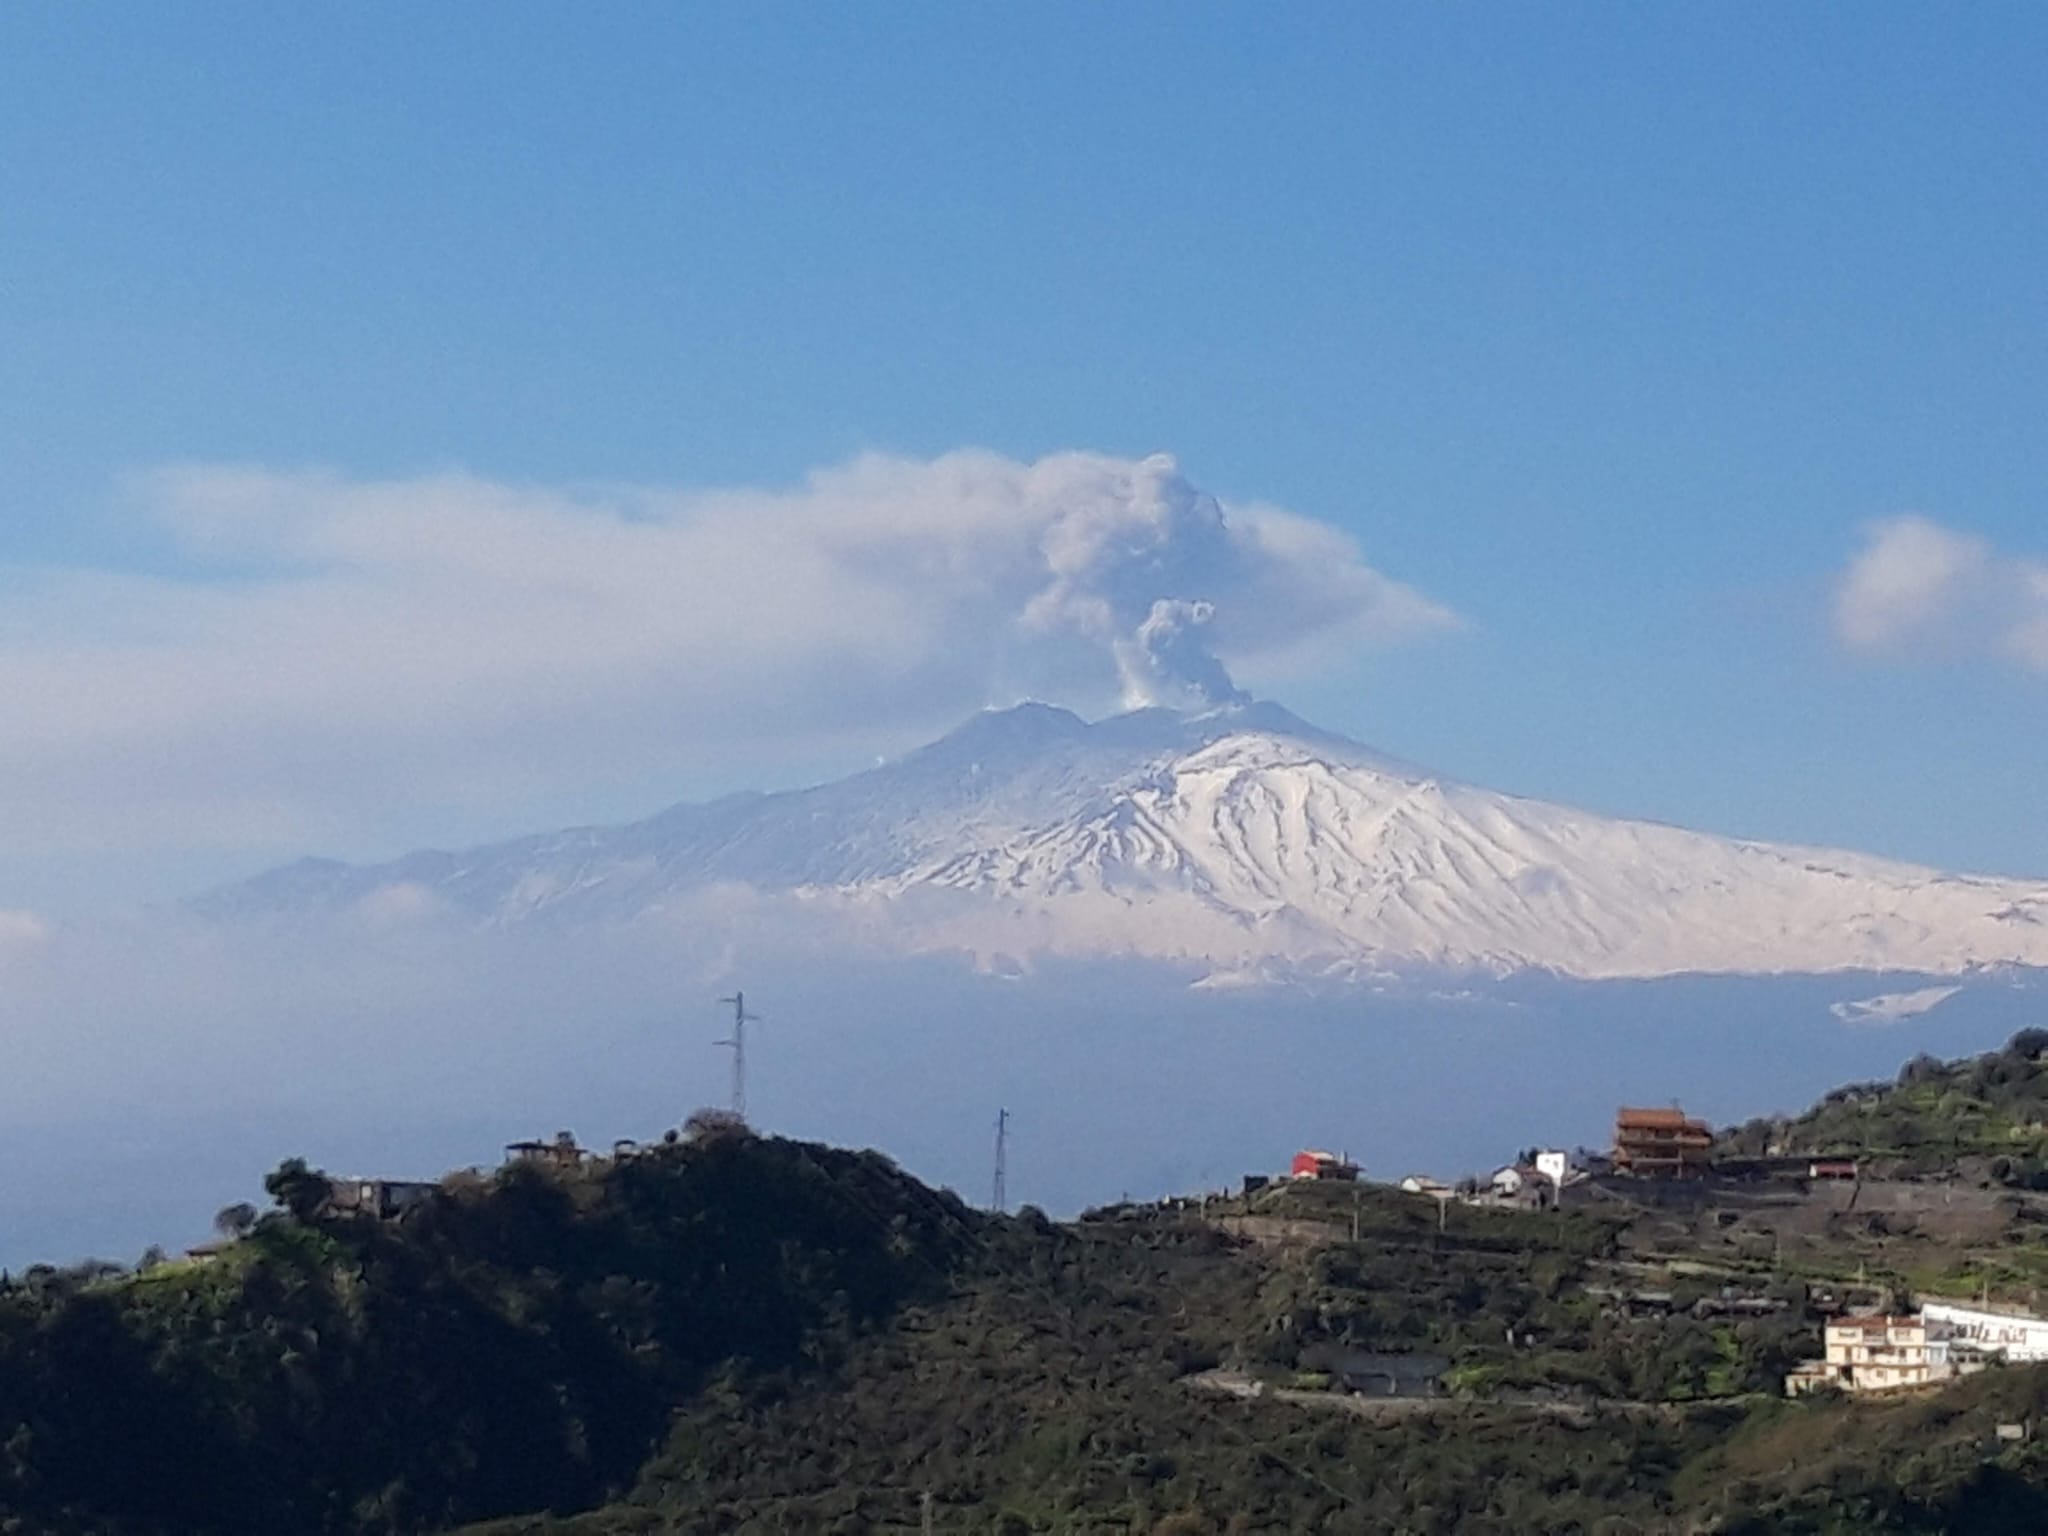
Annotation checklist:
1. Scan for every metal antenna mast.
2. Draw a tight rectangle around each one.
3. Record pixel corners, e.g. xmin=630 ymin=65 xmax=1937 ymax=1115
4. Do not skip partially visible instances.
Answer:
xmin=992 ymin=1107 xmax=1010 ymax=1213
xmin=715 ymin=991 xmax=760 ymax=1120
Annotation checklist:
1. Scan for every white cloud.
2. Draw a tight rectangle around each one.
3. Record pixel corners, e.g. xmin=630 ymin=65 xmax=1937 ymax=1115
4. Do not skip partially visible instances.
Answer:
xmin=1828 ymin=985 xmax=1961 ymax=1026
xmin=0 ymin=909 xmax=50 ymax=956
xmin=1834 ymin=516 xmax=1988 ymax=651
xmin=1834 ymin=516 xmax=2048 ymax=670
xmin=2006 ymin=566 xmax=2048 ymax=672
xmin=0 ymin=450 xmax=1455 ymax=896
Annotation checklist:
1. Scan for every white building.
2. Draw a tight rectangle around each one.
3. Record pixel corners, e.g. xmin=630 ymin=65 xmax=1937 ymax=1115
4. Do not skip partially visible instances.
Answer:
xmin=1486 ymin=1163 xmax=1559 ymax=1207
xmin=1919 ymin=1299 xmax=2048 ymax=1362
xmin=1786 ymin=1315 xmax=1973 ymax=1395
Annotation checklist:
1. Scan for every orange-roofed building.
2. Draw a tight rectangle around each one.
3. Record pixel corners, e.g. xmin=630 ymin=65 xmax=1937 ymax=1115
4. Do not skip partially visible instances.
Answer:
xmin=1613 ymin=1106 xmax=1714 ymax=1178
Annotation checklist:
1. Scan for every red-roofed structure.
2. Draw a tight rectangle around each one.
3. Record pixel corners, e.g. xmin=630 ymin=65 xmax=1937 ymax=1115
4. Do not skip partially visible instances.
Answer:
xmin=1290 ymin=1149 xmax=1360 ymax=1181
xmin=1613 ymin=1106 xmax=1713 ymax=1178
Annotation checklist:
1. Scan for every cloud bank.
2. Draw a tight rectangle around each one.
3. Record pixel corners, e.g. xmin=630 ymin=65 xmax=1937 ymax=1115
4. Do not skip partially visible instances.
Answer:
xmin=0 ymin=450 xmax=1453 ymax=897
xmin=1836 ymin=516 xmax=2048 ymax=672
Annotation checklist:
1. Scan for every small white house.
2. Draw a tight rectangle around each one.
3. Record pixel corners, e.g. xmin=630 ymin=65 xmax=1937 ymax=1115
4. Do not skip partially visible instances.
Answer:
xmin=1488 ymin=1163 xmax=1560 ymax=1207
xmin=1489 ymin=1166 xmax=1530 ymax=1196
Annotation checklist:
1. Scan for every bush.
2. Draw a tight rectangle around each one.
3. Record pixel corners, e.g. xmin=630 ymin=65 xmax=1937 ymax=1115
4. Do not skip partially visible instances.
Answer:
xmin=1899 ymin=1054 xmax=1947 ymax=1089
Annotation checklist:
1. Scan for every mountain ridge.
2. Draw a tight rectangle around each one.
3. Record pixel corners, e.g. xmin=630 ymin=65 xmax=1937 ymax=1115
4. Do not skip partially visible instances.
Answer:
xmin=198 ymin=700 xmax=2048 ymax=983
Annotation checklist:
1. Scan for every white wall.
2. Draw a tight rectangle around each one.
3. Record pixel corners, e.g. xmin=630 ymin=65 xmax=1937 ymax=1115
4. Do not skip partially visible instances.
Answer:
xmin=1922 ymin=1300 xmax=2048 ymax=1362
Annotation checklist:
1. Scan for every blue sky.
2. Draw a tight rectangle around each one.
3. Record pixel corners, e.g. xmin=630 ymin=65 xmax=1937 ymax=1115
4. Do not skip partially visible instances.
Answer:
xmin=2 ymin=5 xmax=2046 ymax=913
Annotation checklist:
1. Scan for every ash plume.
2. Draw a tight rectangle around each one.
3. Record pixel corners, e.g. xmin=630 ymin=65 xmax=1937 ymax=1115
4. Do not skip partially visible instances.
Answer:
xmin=1020 ymin=453 xmax=1278 ymax=710
xmin=1114 ymin=599 xmax=1248 ymax=710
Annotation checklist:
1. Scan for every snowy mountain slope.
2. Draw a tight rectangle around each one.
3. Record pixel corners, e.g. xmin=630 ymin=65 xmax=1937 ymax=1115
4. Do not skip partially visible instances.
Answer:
xmin=199 ymin=701 xmax=2048 ymax=980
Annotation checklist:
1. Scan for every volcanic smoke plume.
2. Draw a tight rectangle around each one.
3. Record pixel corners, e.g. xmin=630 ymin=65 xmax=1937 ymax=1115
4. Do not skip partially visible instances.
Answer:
xmin=1016 ymin=451 xmax=1438 ymax=710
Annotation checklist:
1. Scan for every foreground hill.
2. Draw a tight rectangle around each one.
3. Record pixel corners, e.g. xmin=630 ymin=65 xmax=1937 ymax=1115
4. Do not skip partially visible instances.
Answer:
xmin=0 ymin=1132 xmax=978 ymax=1535
xmin=10 ymin=1071 xmax=2048 ymax=1533
xmin=1725 ymin=1026 xmax=2048 ymax=1186
xmin=202 ymin=700 xmax=2048 ymax=981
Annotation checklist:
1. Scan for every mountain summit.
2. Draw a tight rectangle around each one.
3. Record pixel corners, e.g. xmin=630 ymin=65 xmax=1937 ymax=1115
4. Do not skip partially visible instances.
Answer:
xmin=202 ymin=701 xmax=2048 ymax=981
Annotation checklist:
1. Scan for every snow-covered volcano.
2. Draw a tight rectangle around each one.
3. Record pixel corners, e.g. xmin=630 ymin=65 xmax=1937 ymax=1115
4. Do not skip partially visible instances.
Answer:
xmin=202 ymin=701 xmax=2048 ymax=981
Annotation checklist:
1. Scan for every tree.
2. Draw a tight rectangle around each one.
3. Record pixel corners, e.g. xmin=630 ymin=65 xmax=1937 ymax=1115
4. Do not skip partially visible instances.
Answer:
xmin=263 ymin=1158 xmax=331 ymax=1223
xmin=214 ymin=1202 xmax=260 ymax=1238
xmin=1898 ymin=1054 xmax=1946 ymax=1090
xmin=2008 ymin=1028 xmax=2048 ymax=1062
xmin=683 ymin=1107 xmax=749 ymax=1143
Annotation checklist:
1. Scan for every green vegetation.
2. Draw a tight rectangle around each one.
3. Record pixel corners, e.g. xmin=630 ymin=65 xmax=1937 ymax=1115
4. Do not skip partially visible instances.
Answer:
xmin=1724 ymin=1028 xmax=2048 ymax=1179
xmin=1224 ymin=1182 xmax=1809 ymax=1403
xmin=1687 ymin=1369 xmax=2048 ymax=1534
xmin=11 ymin=1041 xmax=2048 ymax=1531
xmin=0 ymin=1128 xmax=976 ymax=1535
xmin=461 ymin=1199 xmax=1725 ymax=1536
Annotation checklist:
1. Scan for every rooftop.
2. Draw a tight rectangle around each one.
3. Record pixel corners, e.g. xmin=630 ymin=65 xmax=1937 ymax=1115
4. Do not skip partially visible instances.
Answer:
xmin=1616 ymin=1106 xmax=1707 ymax=1130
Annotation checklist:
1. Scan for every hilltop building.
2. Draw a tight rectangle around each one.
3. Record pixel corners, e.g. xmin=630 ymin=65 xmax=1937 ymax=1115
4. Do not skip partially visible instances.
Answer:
xmin=1487 ymin=1165 xmax=1553 ymax=1207
xmin=321 ymin=1177 xmax=439 ymax=1221
xmin=507 ymin=1132 xmax=588 ymax=1170
xmin=1613 ymin=1106 xmax=1714 ymax=1178
xmin=1290 ymin=1150 xmax=1359 ymax=1181
xmin=1487 ymin=1149 xmax=1577 ymax=1204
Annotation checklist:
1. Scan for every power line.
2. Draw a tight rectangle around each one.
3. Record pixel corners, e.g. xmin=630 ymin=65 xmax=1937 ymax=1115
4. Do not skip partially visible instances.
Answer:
xmin=715 ymin=990 xmax=760 ymax=1120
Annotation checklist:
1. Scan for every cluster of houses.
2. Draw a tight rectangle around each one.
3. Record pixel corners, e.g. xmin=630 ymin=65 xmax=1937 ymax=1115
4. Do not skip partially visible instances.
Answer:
xmin=1262 ymin=1146 xmax=1585 ymax=1209
xmin=1270 ymin=1103 xmax=1863 ymax=1215
xmin=1259 ymin=1108 xmax=2048 ymax=1401
xmin=1239 ymin=1121 xmax=2048 ymax=1406
xmin=1394 ymin=1157 xmax=1571 ymax=1209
